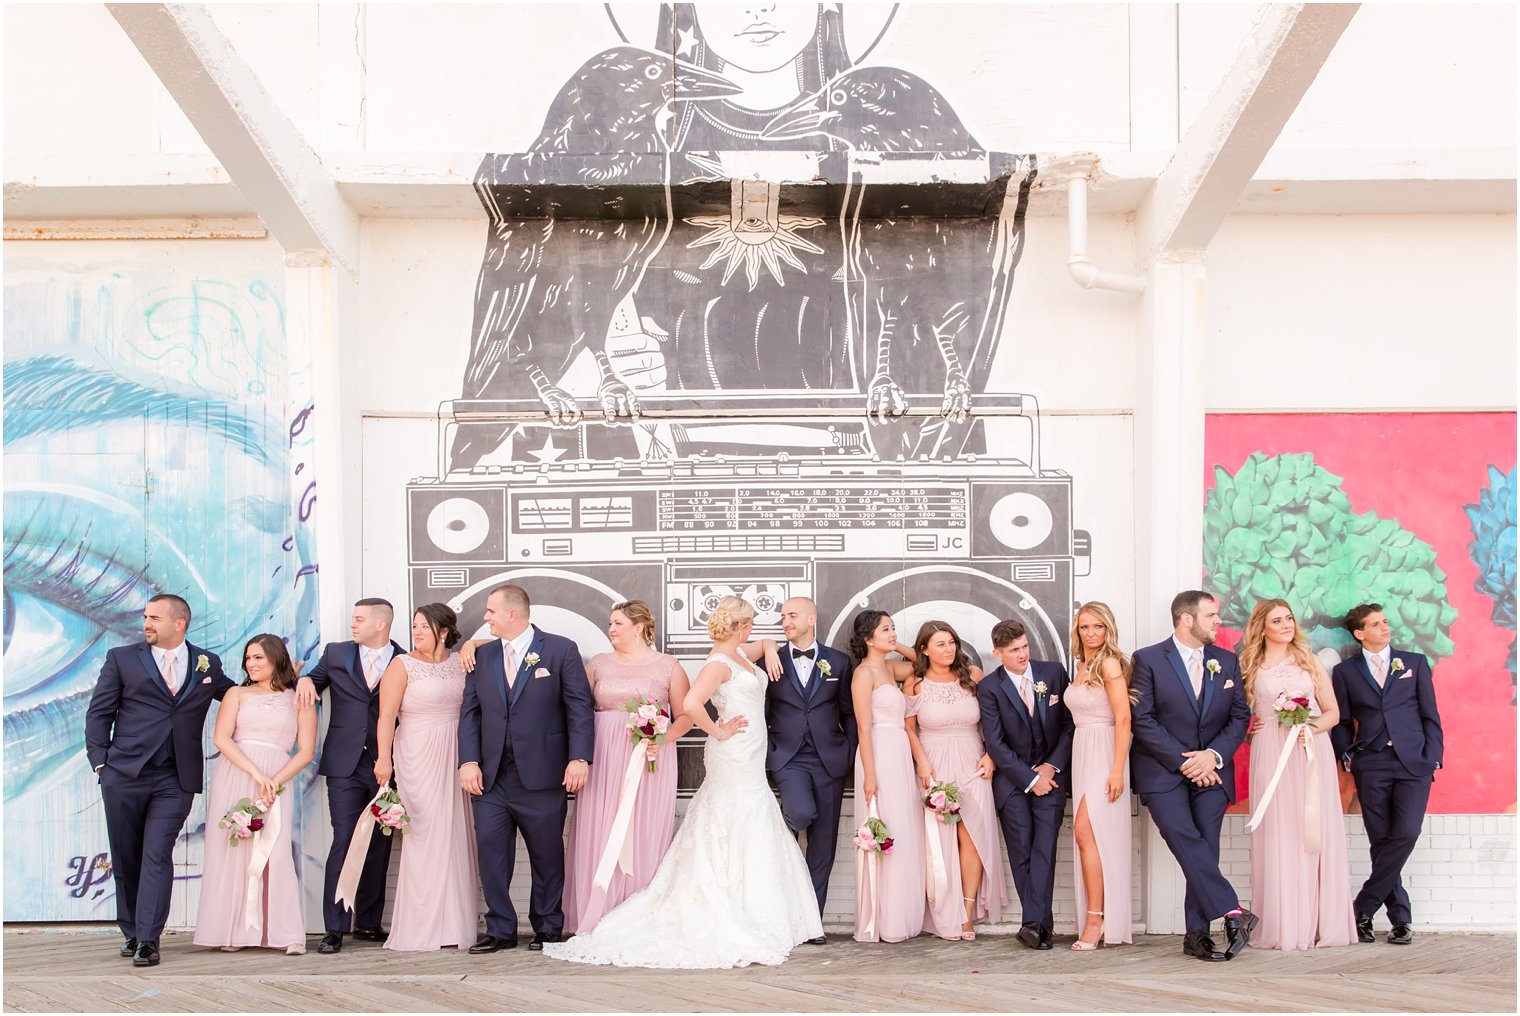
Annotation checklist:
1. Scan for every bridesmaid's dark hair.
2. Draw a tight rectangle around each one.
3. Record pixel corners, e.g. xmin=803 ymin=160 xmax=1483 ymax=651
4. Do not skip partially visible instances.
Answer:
xmin=848 ymin=609 xmax=891 ymax=663
xmin=414 ymin=602 xmax=462 ymax=651
xmin=242 ymin=633 xmax=298 ymax=692
xmin=912 ymin=620 xmax=976 ymax=694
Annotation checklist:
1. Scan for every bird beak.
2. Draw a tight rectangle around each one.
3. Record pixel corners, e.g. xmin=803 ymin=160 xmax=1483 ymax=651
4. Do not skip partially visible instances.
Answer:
xmin=673 ymin=62 xmax=744 ymax=101
xmin=760 ymin=92 xmax=841 ymax=140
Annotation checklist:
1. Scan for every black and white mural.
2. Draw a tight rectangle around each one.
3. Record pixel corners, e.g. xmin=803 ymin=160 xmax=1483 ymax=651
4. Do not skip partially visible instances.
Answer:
xmin=407 ymin=5 xmax=1089 ymax=780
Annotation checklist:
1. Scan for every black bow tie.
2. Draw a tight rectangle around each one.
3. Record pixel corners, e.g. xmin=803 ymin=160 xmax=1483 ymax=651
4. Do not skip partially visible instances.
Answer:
xmin=791 ymin=646 xmax=815 ymax=660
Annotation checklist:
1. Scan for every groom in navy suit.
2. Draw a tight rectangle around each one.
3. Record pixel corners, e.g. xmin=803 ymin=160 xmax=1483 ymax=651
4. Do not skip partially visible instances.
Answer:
xmin=765 ymin=596 xmax=856 ymax=940
xmin=979 ymin=618 xmax=1074 ymax=950
xmin=1130 ymin=590 xmax=1255 ymax=961
xmin=1331 ymin=603 xmax=1443 ymax=946
xmin=459 ymin=583 xmax=594 ymax=952
xmin=85 ymin=594 xmax=236 ymax=967
xmin=294 ymin=597 xmax=407 ymax=953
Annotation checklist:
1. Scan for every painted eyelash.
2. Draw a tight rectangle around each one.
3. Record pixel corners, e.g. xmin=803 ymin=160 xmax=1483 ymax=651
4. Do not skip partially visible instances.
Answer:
xmin=3 ymin=520 xmax=150 ymax=627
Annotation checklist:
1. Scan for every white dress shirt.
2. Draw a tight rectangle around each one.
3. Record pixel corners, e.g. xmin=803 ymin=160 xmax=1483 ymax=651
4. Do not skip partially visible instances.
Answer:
xmin=791 ymin=641 xmax=818 ymax=687
xmin=1171 ymin=637 xmax=1223 ymax=769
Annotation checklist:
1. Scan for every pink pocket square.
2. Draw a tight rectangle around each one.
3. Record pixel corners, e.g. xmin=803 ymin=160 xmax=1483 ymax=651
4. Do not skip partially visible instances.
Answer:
xmin=1398 ymin=672 xmax=1413 ymax=679
xmin=200 ymin=676 xmax=212 ymax=684
xmin=533 ymin=667 xmax=551 ymax=678
xmin=1048 ymin=694 xmax=1059 ymax=706
xmin=1223 ymin=680 xmax=1235 ymax=689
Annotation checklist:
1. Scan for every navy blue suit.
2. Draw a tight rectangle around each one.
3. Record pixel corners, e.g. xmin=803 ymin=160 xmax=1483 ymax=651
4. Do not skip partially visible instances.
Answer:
xmin=765 ymin=643 xmax=856 ymax=914
xmin=1129 ymin=638 xmax=1249 ymax=935
xmin=978 ymin=661 xmax=1074 ymax=930
xmin=1331 ymin=648 xmax=1443 ymax=925
xmin=307 ymin=639 xmax=406 ymax=933
xmin=458 ymin=625 xmax=594 ymax=938
xmin=85 ymin=641 xmax=235 ymax=944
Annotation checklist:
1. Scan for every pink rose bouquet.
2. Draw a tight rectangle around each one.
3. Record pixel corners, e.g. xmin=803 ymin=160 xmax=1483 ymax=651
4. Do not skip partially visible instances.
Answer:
xmin=622 ymin=693 xmax=673 ymax=773
xmin=216 ymin=785 xmax=285 ymax=846
xmin=369 ymin=786 xmax=410 ymax=836
xmin=855 ymin=815 xmax=894 ymax=855
xmin=1272 ymin=690 xmax=1312 ymax=727
xmin=922 ymin=779 xmax=963 ymax=825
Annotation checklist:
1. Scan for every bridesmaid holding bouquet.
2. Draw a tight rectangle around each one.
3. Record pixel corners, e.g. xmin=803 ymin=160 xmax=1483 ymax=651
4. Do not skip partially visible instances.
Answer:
xmin=849 ymin=611 xmax=925 ymax=943
xmin=194 ymin=635 xmax=316 ymax=953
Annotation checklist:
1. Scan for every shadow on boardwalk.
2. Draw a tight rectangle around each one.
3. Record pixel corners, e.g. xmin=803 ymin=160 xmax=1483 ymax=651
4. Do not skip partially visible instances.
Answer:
xmin=3 ymin=926 xmax=1515 ymax=1012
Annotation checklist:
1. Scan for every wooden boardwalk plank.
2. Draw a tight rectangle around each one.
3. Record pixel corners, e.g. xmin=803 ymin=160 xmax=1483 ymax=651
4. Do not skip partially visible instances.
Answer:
xmin=4 ymin=928 xmax=1513 ymax=1013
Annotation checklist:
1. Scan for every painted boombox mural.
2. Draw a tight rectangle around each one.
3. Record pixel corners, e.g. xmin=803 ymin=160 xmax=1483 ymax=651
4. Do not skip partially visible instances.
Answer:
xmin=408 ymin=395 xmax=1089 ymax=790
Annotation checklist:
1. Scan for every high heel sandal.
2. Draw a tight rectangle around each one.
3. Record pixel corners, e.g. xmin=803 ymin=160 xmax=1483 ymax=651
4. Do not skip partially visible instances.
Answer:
xmin=961 ymin=897 xmax=978 ymax=941
xmin=1071 ymin=910 xmax=1103 ymax=951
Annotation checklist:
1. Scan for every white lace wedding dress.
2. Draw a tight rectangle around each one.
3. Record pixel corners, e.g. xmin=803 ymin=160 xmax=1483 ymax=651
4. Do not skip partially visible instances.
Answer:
xmin=545 ymin=653 xmax=823 ymax=968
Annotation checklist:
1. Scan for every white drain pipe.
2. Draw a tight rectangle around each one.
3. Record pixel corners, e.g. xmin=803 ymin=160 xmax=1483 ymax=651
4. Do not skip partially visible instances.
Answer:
xmin=1061 ymin=158 xmax=1146 ymax=296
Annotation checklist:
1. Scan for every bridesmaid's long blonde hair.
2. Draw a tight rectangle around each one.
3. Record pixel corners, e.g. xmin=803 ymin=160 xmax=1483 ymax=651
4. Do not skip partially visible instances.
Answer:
xmin=1239 ymin=598 xmax=1322 ymax=704
xmin=1069 ymin=601 xmax=1134 ymax=702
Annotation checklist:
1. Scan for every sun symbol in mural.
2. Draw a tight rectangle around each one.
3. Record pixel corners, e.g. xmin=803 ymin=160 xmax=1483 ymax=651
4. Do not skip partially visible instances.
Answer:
xmin=684 ymin=213 xmax=827 ymax=291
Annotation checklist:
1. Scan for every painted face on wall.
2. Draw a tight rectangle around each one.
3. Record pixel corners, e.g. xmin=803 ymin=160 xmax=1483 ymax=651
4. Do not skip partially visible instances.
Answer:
xmin=693 ymin=2 xmax=820 ymax=74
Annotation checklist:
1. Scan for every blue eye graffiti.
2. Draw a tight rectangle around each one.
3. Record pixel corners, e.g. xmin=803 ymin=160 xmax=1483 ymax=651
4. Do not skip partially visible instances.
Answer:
xmin=2 ymin=270 xmax=319 ymax=921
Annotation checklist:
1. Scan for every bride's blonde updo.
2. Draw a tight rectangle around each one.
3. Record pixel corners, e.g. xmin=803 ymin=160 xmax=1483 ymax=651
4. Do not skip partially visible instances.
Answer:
xmin=706 ymin=596 xmax=756 ymax=641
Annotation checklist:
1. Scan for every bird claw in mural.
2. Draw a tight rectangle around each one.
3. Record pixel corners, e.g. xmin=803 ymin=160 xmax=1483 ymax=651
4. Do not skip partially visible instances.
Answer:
xmin=866 ymin=372 xmax=909 ymax=423
xmin=940 ymin=370 xmax=972 ymax=424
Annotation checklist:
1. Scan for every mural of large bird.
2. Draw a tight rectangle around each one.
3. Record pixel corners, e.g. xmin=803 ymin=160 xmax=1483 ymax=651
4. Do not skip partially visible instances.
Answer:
xmin=759 ymin=67 xmax=1033 ymax=451
xmin=452 ymin=47 xmax=740 ymax=471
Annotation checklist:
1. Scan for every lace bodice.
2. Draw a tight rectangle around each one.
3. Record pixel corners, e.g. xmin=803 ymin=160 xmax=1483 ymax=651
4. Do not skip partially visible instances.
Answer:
xmin=397 ymin=653 xmax=466 ymax=720
xmin=233 ymin=687 xmax=297 ymax=750
xmin=702 ymin=654 xmax=768 ymax=788
xmin=1251 ymin=658 xmax=1320 ymax=717
xmin=589 ymin=653 xmax=678 ymax=712
xmin=909 ymin=678 xmax=980 ymax=734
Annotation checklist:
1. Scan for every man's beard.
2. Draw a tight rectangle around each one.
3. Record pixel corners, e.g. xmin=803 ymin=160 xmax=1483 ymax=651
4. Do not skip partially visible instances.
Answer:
xmin=1191 ymin=620 xmax=1216 ymax=645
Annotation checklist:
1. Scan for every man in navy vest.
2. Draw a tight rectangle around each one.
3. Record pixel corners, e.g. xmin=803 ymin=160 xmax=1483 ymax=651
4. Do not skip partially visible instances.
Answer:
xmin=765 ymin=596 xmax=856 ymax=940
xmin=459 ymin=583 xmax=594 ymax=952
xmin=979 ymin=618 xmax=1074 ymax=950
xmin=1331 ymin=603 xmax=1443 ymax=946
xmin=85 ymin=594 xmax=235 ymax=967
xmin=294 ymin=597 xmax=406 ymax=953
xmin=1130 ymin=589 xmax=1256 ymax=961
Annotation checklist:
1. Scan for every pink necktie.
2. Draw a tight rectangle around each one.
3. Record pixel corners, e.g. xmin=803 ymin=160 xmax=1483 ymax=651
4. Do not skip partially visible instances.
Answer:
xmin=1372 ymin=655 xmax=1387 ymax=688
xmin=504 ymin=644 xmax=517 ymax=692
xmin=1018 ymin=676 xmax=1034 ymax=714
xmin=364 ymin=650 xmax=381 ymax=691
xmin=161 ymin=653 xmax=179 ymax=695
xmin=1188 ymin=652 xmax=1203 ymax=699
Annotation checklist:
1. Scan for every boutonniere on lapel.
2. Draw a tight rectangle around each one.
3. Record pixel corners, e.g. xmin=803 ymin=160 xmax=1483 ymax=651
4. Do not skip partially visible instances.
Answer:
xmin=1391 ymin=658 xmax=1408 ymax=677
xmin=196 ymin=654 xmax=210 ymax=673
xmin=524 ymin=652 xmax=541 ymax=669
xmin=816 ymin=660 xmax=832 ymax=677
xmin=1033 ymin=681 xmax=1048 ymax=697
xmin=1204 ymin=659 xmax=1221 ymax=678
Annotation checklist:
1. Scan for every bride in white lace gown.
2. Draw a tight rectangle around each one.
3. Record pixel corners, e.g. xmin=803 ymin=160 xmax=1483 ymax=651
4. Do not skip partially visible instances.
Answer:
xmin=545 ymin=596 xmax=824 ymax=969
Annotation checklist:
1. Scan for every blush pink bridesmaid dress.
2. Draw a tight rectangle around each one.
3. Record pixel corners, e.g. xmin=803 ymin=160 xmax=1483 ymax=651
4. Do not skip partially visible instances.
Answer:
xmin=853 ymin=682 xmax=925 ymax=943
xmin=1064 ymin=678 xmax=1133 ymax=945
xmin=563 ymin=653 xmax=683 ymax=933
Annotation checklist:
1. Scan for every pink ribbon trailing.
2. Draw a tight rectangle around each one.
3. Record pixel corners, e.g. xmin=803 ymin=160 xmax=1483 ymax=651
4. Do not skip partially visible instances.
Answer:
xmin=858 ymin=797 xmax=882 ymax=941
xmin=242 ymin=796 xmax=281 ymax=932
xmin=592 ymin=742 xmax=648 ymax=891
xmin=1247 ymin=722 xmax=1322 ymax=854
xmin=334 ymin=787 xmax=388 ymax=909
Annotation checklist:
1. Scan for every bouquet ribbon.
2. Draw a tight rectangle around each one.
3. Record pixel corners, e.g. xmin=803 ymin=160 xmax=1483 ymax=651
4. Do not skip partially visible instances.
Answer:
xmin=1246 ymin=722 xmax=1322 ymax=854
xmin=334 ymin=787 xmax=390 ymax=909
xmin=243 ymin=795 xmax=281 ymax=932
xmin=858 ymin=796 xmax=882 ymax=942
xmin=592 ymin=741 xmax=648 ymax=892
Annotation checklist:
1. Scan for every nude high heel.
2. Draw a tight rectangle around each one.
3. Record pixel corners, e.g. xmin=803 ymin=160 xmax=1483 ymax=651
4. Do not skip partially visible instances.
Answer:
xmin=961 ymin=897 xmax=978 ymax=940
xmin=1071 ymin=910 xmax=1103 ymax=951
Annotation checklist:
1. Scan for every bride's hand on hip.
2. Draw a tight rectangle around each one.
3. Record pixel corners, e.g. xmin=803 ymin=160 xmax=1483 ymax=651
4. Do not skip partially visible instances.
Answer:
xmin=716 ymin=715 xmax=748 ymax=739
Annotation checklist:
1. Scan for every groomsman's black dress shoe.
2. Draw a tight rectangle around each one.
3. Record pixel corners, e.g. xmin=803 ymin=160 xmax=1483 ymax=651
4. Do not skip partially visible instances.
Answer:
xmin=1387 ymin=923 xmax=1413 ymax=945
xmin=807 ymin=935 xmax=828 ymax=945
xmin=317 ymin=932 xmax=343 ymax=954
xmin=1036 ymin=925 xmax=1054 ymax=950
xmin=1223 ymin=909 xmax=1259 ymax=959
xmin=132 ymin=941 xmax=161 ymax=967
xmin=351 ymin=927 xmax=389 ymax=943
xmin=1015 ymin=924 xmax=1042 ymax=950
xmin=1182 ymin=933 xmax=1227 ymax=961
xmin=1356 ymin=916 xmax=1376 ymax=943
xmin=529 ymin=932 xmax=562 ymax=951
xmin=469 ymin=935 xmax=517 ymax=954
xmin=120 ymin=937 xmax=139 ymax=958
